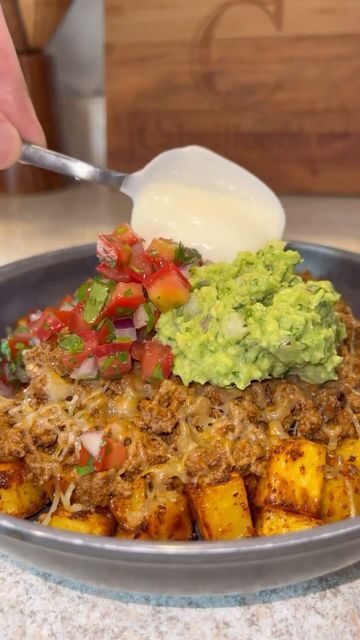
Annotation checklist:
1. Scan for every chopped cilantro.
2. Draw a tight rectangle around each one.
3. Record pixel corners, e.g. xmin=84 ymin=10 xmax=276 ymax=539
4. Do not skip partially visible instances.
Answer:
xmin=0 ymin=339 xmax=11 ymax=362
xmin=144 ymin=302 xmax=156 ymax=333
xmin=115 ymin=306 xmax=133 ymax=316
xmin=152 ymin=362 xmax=164 ymax=380
xmin=75 ymin=280 xmax=92 ymax=302
xmin=75 ymin=458 xmax=94 ymax=476
xmin=96 ymin=318 xmax=115 ymax=343
xmin=83 ymin=280 xmax=110 ymax=323
xmin=114 ymin=225 xmax=127 ymax=235
xmin=124 ymin=288 xmax=132 ymax=297
xmin=59 ymin=333 xmax=85 ymax=353
xmin=174 ymin=242 xmax=201 ymax=266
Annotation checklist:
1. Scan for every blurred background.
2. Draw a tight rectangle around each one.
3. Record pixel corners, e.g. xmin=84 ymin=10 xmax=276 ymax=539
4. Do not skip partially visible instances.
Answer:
xmin=0 ymin=0 xmax=359 ymax=261
xmin=47 ymin=0 xmax=104 ymax=164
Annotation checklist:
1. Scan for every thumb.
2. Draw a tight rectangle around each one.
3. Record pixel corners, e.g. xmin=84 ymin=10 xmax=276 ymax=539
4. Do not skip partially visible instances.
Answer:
xmin=0 ymin=114 xmax=22 ymax=169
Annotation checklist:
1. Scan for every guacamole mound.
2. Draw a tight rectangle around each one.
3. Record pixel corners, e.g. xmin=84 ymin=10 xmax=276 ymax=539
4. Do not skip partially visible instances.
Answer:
xmin=156 ymin=241 xmax=346 ymax=389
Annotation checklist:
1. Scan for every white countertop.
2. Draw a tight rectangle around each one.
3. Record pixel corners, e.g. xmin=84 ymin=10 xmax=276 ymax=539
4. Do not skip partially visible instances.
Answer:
xmin=0 ymin=184 xmax=359 ymax=639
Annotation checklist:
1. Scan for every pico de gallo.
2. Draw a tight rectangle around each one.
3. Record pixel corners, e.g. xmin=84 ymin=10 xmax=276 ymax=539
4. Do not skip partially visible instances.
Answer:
xmin=0 ymin=223 xmax=201 ymax=390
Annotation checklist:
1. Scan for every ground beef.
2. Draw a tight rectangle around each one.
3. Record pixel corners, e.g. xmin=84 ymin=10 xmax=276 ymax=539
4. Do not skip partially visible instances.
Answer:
xmin=136 ymin=380 xmax=193 ymax=434
xmin=73 ymin=470 xmax=117 ymax=508
xmin=24 ymin=344 xmax=68 ymax=379
xmin=123 ymin=431 xmax=168 ymax=477
xmin=232 ymin=437 xmax=269 ymax=476
xmin=185 ymin=442 xmax=233 ymax=485
xmin=27 ymin=404 xmax=78 ymax=449
xmin=0 ymin=409 xmax=26 ymax=460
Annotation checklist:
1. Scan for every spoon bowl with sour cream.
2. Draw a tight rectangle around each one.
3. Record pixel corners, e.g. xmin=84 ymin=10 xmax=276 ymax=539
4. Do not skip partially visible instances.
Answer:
xmin=123 ymin=146 xmax=285 ymax=262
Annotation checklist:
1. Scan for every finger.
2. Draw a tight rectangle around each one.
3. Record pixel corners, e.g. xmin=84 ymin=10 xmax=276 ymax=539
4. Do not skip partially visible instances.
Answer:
xmin=0 ymin=8 xmax=46 ymax=147
xmin=0 ymin=114 xmax=22 ymax=169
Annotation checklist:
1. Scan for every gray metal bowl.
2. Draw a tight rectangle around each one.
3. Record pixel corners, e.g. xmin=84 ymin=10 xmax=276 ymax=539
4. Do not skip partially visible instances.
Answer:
xmin=0 ymin=242 xmax=359 ymax=596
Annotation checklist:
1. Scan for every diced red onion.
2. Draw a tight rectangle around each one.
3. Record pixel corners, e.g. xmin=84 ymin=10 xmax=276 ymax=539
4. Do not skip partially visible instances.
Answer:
xmin=133 ymin=304 xmax=148 ymax=329
xmin=59 ymin=302 xmax=74 ymax=311
xmin=70 ymin=357 xmax=98 ymax=380
xmin=0 ymin=382 xmax=14 ymax=398
xmin=132 ymin=241 xmax=145 ymax=256
xmin=80 ymin=430 xmax=104 ymax=458
xmin=179 ymin=264 xmax=192 ymax=279
xmin=29 ymin=310 xmax=42 ymax=322
xmin=114 ymin=318 xmax=137 ymax=341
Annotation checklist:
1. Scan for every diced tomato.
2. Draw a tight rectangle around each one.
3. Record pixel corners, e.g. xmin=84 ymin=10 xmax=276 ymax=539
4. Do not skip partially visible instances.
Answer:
xmin=50 ymin=308 xmax=73 ymax=326
xmin=79 ymin=445 xmax=92 ymax=468
xmin=0 ymin=335 xmax=31 ymax=369
xmin=31 ymin=310 xmax=65 ymax=342
xmin=112 ymin=223 xmax=142 ymax=246
xmin=97 ymin=350 xmax=132 ymax=379
xmin=68 ymin=302 xmax=92 ymax=333
xmin=131 ymin=340 xmax=145 ymax=361
xmin=96 ymin=318 xmax=115 ymax=344
xmin=146 ymin=237 xmax=177 ymax=269
xmin=140 ymin=340 xmax=173 ymax=382
xmin=60 ymin=350 xmax=89 ymax=370
xmin=58 ymin=330 xmax=98 ymax=371
xmin=97 ymin=233 xmax=132 ymax=269
xmin=124 ymin=251 xmax=153 ymax=283
xmin=101 ymin=438 xmax=127 ymax=470
xmin=59 ymin=294 xmax=74 ymax=308
xmin=103 ymin=282 xmax=146 ymax=318
xmin=96 ymin=263 xmax=132 ymax=283
xmin=143 ymin=263 xmax=191 ymax=312
xmin=77 ymin=330 xmax=98 ymax=351
xmin=7 ymin=335 xmax=31 ymax=356
xmin=93 ymin=342 xmax=133 ymax=358
xmin=15 ymin=315 xmax=30 ymax=328
xmin=78 ymin=437 xmax=126 ymax=473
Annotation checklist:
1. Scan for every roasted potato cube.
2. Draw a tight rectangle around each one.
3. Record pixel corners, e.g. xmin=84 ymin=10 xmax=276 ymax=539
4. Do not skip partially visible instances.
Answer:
xmin=336 ymin=438 xmax=360 ymax=471
xmin=255 ymin=438 xmax=326 ymax=517
xmin=187 ymin=474 xmax=253 ymax=540
xmin=0 ymin=461 xmax=46 ymax=518
xmin=112 ymin=478 xmax=193 ymax=540
xmin=321 ymin=467 xmax=360 ymax=523
xmin=146 ymin=492 xmax=193 ymax=540
xmin=48 ymin=506 xmax=117 ymax=536
xmin=256 ymin=507 xmax=321 ymax=536
xmin=111 ymin=477 xmax=147 ymax=535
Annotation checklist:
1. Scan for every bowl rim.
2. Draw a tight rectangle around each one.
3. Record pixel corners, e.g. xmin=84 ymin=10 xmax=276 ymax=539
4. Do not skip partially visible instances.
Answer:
xmin=0 ymin=511 xmax=359 ymax=563
xmin=0 ymin=240 xmax=359 ymax=563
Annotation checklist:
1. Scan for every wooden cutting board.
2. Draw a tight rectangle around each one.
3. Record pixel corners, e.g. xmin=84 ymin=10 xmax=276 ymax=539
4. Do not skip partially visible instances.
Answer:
xmin=105 ymin=0 xmax=360 ymax=194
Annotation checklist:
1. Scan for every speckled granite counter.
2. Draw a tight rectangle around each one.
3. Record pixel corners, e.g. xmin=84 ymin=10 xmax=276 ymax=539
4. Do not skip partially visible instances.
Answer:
xmin=0 ymin=185 xmax=359 ymax=640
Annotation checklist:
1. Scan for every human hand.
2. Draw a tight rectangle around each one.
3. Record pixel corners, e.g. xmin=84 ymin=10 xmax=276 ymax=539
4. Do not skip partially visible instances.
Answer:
xmin=0 ymin=7 xmax=46 ymax=170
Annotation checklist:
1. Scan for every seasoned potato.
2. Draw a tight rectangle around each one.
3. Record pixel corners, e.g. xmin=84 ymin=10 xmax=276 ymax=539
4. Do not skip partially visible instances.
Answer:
xmin=320 ymin=466 xmax=360 ymax=523
xmin=111 ymin=477 xmax=147 ymax=535
xmin=255 ymin=438 xmax=326 ymax=517
xmin=187 ymin=474 xmax=254 ymax=540
xmin=146 ymin=492 xmax=193 ymax=540
xmin=336 ymin=438 xmax=360 ymax=471
xmin=0 ymin=461 xmax=47 ymax=518
xmin=48 ymin=506 xmax=117 ymax=536
xmin=256 ymin=507 xmax=321 ymax=536
xmin=112 ymin=478 xmax=193 ymax=540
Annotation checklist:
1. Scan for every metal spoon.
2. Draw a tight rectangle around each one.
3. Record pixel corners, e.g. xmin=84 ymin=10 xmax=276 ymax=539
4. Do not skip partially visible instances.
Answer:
xmin=20 ymin=143 xmax=127 ymax=190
